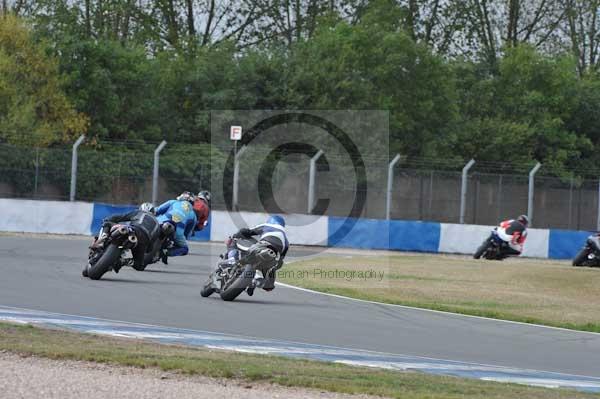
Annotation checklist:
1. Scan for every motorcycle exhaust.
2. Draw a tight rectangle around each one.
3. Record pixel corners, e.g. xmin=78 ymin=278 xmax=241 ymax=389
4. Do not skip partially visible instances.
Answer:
xmin=127 ymin=234 xmax=138 ymax=247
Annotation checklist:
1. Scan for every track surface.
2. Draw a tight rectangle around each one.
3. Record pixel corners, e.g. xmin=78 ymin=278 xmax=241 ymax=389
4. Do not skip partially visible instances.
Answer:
xmin=2 ymin=235 xmax=600 ymax=378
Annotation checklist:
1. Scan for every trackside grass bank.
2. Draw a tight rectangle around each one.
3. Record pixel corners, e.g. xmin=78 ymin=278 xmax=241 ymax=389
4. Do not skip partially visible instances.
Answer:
xmin=278 ymin=254 xmax=600 ymax=332
xmin=1 ymin=323 xmax=596 ymax=399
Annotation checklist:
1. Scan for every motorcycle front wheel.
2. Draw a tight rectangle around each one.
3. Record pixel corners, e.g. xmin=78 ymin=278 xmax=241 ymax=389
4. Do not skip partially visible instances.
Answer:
xmin=572 ymin=248 xmax=591 ymax=267
xmin=473 ymin=238 xmax=492 ymax=259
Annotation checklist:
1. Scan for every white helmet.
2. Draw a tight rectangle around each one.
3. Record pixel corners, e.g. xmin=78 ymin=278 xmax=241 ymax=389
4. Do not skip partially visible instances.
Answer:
xmin=176 ymin=191 xmax=194 ymax=204
xmin=139 ymin=202 xmax=155 ymax=214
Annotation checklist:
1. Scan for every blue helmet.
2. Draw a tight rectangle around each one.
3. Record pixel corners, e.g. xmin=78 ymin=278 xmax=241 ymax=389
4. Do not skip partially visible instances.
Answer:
xmin=267 ymin=215 xmax=285 ymax=227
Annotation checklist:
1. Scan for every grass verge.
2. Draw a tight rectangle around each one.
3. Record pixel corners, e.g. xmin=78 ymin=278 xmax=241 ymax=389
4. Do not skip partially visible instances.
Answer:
xmin=1 ymin=322 xmax=597 ymax=399
xmin=278 ymin=254 xmax=600 ymax=333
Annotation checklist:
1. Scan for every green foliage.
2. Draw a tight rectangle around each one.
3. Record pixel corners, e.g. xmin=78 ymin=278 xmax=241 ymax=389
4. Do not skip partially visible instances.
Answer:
xmin=0 ymin=15 xmax=88 ymax=147
xmin=5 ymin=4 xmax=600 ymax=198
xmin=451 ymin=46 xmax=589 ymax=176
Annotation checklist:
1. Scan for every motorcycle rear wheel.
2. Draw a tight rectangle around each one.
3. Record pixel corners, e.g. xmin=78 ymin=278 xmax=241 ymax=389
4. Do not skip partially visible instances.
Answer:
xmin=220 ymin=265 xmax=254 ymax=302
xmin=87 ymin=244 xmax=122 ymax=280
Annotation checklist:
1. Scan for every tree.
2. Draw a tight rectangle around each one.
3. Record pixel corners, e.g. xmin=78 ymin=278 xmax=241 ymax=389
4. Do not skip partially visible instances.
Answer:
xmin=451 ymin=45 xmax=587 ymax=175
xmin=0 ymin=15 xmax=88 ymax=146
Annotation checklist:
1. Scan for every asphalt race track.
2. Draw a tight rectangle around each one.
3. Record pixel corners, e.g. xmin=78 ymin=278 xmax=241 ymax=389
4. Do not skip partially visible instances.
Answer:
xmin=2 ymin=235 xmax=600 ymax=380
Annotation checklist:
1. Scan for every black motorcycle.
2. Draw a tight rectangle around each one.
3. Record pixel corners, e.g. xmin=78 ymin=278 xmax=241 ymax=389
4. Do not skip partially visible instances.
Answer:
xmin=83 ymin=224 xmax=139 ymax=280
xmin=473 ymin=229 xmax=512 ymax=260
xmin=572 ymin=234 xmax=600 ymax=267
xmin=201 ymin=238 xmax=278 ymax=301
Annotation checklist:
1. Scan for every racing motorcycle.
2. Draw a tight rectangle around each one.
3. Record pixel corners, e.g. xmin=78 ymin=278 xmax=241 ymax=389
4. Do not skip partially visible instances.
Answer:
xmin=201 ymin=237 xmax=279 ymax=301
xmin=473 ymin=229 xmax=511 ymax=260
xmin=572 ymin=233 xmax=600 ymax=267
xmin=83 ymin=224 xmax=139 ymax=280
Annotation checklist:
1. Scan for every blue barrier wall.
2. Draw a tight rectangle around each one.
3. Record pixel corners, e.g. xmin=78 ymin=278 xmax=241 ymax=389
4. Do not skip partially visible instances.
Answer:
xmin=328 ymin=217 xmax=390 ymax=249
xmin=548 ymin=229 xmax=591 ymax=259
xmin=90 ymin=203 xmax=136 ymax=235
xmin=328 ymin=217 xmax=441 ymax=252
xmin=7 ymin=198 xmax=596 ymax=259
xmin=389 ymin=220 xmax=440 ymax=252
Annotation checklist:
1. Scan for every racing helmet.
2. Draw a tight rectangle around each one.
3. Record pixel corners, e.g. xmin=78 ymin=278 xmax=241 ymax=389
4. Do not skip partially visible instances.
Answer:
xmin=139 ymin=202 xmax=155 ymax=215
xmin=160 ymin=221 xmax=175 ymax=236
xmin=267 ymin=215 xmax=285 ymax=227
xmin=517 ymin=214 xmax=529 ymax=226
xmin=176 ymin=191 xmax=194 ymax=204
xmin=197 ymin=190 xmax=211 ymax=207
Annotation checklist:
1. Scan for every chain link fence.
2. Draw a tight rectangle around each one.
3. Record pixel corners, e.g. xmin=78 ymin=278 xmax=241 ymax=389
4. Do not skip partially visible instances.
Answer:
xmin=1 ymin=142 xmax=599 ymax=230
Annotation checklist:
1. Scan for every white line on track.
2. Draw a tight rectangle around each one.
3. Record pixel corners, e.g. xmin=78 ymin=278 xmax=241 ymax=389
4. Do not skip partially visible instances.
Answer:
xmin=275 ymin=282 xmax=600 ymax=337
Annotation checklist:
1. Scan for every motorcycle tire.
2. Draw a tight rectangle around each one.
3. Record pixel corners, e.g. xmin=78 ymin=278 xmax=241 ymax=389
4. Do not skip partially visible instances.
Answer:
xmin=473 ymin=239 xmax=492 ymax=259
xmin=87 ymin=244 xmax=122 ymax=280
xmin=220 ymin=265 xmax=254 ymax=302
xmin=200 ymin=282 xmax=216 ymax=298
xmin=572 ymin=248 xmax=590 ymax=267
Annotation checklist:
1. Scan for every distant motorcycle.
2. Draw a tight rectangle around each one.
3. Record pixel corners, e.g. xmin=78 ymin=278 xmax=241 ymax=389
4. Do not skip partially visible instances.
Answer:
xmin=84 ymin=224 xmax=139 ymax=280
xmin=572 ymin=234 xmax=600 ymax=267
xmin=473 ymin=229 xmax=512 ymax=260
xmin=201 ymin=237 xmax=279 ymax=301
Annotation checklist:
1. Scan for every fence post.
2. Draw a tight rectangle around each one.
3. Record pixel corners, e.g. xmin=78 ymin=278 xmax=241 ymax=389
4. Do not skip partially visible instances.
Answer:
xmin=307 ymin=150 xmax=324 ymax=213
xmin=597 ymin=179 xmax=600 ymax=231
xmin=34 ymin=147 xmax=40 ymax=198
xmin=386 ymin=154 xmax=402 ymax=220
xmin=232 ymin=145 xmax=247 ymax=210
xmin=69 ymin=135 xmax=85 ymax=201
xmin=568 ymin=177 xmax=574 ymax=229
xmin=528 ymin=162 xmax=542 ymax=226
xmin=459 ymin=159 xmax=475 ymax=224
xmin=152 ymin=140 xmax=167 ymax=205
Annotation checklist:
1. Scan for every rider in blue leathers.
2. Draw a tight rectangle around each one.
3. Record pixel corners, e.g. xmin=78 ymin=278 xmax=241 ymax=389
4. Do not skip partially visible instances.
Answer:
xmin=155 ymin=192 xmax=198 ymax=263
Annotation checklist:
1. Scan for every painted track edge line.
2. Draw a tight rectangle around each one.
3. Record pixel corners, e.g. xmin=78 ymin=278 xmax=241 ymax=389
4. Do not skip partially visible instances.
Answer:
xmin=275 ymin=282 xmax=600 ymax=337
xmin=2 ymin=304 xmax=600 ymax=383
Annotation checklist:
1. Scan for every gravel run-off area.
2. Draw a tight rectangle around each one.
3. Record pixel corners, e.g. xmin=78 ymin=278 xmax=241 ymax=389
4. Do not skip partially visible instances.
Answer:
xmin=0 ymin=351 xmax=383 ymax=399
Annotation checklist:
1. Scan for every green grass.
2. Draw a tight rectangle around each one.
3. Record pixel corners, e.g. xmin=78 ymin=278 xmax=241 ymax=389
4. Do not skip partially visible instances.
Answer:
xmin=279 ymin=254 xmax=600 ymax=333
xmin=1 ymin=322 xmax=597 ymax=399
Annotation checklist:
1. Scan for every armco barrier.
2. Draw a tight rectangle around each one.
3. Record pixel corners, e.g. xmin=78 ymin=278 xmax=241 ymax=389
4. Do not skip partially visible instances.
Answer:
xmin=0 ymin=198 xmax=594 ymax=260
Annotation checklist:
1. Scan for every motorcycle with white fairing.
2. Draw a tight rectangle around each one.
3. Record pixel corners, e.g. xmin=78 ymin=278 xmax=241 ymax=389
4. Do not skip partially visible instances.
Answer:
xmin=201 ymin=238 xmax=279 ymax=301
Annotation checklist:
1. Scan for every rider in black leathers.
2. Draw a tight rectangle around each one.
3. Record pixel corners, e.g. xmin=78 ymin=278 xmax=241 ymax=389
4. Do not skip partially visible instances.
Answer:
xmin=93 ymin=203 xmax=160 ymax=272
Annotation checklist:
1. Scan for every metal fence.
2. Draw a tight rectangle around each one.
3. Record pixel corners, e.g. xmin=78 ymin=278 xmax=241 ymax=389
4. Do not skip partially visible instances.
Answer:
xmin=1 ymin=141 xmax=599 ymax=231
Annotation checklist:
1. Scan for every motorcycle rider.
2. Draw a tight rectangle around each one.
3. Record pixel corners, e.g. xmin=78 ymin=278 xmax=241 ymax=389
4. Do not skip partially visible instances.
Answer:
xmin=192 ymin=190 xmax=211 ymax=233
xmin=88 ymin=202 xmax=160 ymax=274
xmin=155 ymin=191 xmax=199 ymax=264
xmin=495 ymin=214 xmax=529 ymax=258
xmin=226 ymin=215 xmax=289 ymax=295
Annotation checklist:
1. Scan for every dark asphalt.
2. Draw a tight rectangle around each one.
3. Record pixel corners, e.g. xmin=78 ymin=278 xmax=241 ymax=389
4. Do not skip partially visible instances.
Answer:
xmin=1 ymin=235 xmax=599 ymax=378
